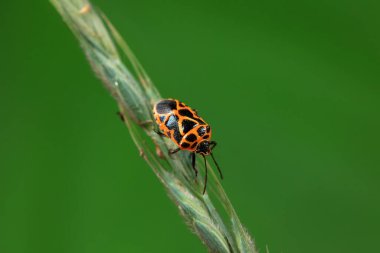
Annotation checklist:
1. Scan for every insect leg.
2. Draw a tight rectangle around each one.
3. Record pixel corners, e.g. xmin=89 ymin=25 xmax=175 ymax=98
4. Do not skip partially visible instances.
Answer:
xmin=139 ymin=120 xmax=153 ymax=126
xmin=117 ymin=111 xmax=125 ymax=122
xmin=154 ymin=128 xmax=166 ymax=137
xmin=117 ymin=111 xmax=153 ymax=127
xmin=191 ymin=152 xmax=198 ymax=177
xmin=202 ymin=154 xmax=208 ymax=195
xmin=211 ymin=152 xmax=223 ymax=180
xmin=168 ymin=147 xmax=181 ymax=155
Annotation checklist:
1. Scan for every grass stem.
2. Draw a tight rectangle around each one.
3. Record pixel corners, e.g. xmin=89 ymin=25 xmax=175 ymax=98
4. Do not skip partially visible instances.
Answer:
xmin=51 ymin=1 xmax=257 ymax=252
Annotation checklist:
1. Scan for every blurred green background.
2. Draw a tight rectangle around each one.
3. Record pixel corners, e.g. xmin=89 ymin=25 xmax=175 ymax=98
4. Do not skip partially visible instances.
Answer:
xmin=1 ymin=0 xmax=379 ymax=252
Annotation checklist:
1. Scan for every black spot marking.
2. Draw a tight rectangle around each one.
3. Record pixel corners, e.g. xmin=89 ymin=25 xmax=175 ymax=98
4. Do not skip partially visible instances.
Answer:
xmin=155 ymin=100 xmax=177 ymax=114
xmin=181 ymin=142 xmax=190 ymax=148
xmin=186 ymin=134 xmax=197 ymax=142
xmin=182 ymin=120 xmax=197 ymax=134
xmin=206 ymin=126 xmax=211 ymax=133
xmin=195 ymin=118 xmax=206 ymax=125
xmin=197 ymin=126 xmax=206 ymax=137
xmin=179 ymin=109 xmax=193 ymax=118
xmin=179 ymin=102 xmax=185 ymax=107
xmin=173 ymin=128 xmax=182 ymax=144
xmin=166 ymin=115 xmax=178 ymax=130
xmin=166 ymin=131 xmax=171 ymax=138
xmin=190 ymin=142 xmax=197 ymax=149
xmin=203 ymin=134 xmax=210 ymax=139
xmin=159 ymin=115 xmax=165 ymax=123
xmin=165 ymin=115 xmax=182 ymax=143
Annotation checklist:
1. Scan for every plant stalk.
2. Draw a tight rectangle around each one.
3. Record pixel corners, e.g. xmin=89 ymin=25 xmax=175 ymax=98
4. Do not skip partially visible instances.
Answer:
xmin=51 ymin=1 xmax=257 ymax=252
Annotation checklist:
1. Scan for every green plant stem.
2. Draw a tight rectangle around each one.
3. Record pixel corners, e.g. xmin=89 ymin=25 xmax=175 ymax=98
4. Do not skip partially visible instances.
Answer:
xmin=51 ymin=1 xmax=257 ymax=252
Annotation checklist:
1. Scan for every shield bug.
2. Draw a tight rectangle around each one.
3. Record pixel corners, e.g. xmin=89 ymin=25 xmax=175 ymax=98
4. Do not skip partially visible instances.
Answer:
xmin=153 ymin=99 xmax=223 ymax=194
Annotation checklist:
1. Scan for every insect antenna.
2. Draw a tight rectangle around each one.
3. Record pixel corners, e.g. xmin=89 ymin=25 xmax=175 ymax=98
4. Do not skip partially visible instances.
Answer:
xmin=211 ymin=152 xmax=223 ymax=180
xmin=202 ymin=154 xmax=208 ymax=195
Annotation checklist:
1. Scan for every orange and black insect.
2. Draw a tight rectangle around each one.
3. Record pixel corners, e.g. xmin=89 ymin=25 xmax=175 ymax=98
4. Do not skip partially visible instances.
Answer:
xmin=153 ymin=99 xmax=223 ymax=194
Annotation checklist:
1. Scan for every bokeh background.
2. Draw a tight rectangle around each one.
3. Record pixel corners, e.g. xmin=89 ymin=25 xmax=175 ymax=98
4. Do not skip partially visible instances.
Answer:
xmin=1 ymin=0 xmax=379 ymax=252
